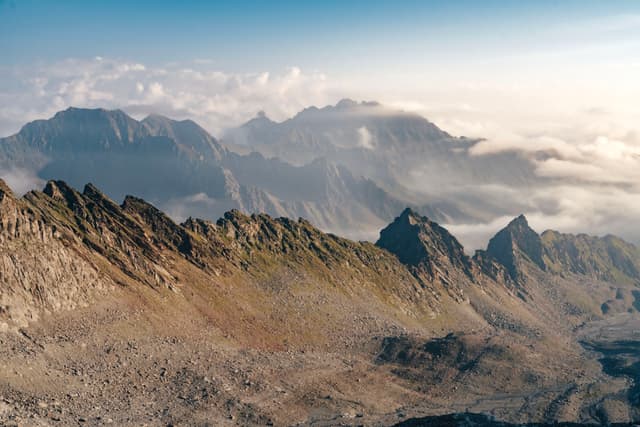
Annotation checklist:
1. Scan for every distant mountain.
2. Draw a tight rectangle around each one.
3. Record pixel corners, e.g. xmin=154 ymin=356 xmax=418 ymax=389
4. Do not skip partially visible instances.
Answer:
xmin=223 ymin=99 xmax=539 ymax=221
xmin=480 ymin=215 xmax=640 ymax=287
xmin=0 ymin=107 xmax=424 ymax=239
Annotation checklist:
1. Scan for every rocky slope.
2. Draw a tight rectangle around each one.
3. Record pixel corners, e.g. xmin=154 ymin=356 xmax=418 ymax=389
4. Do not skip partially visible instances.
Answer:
xmin=2 ymin=180 xmax=640 ymax=425
xmin=542 ymin=230 xmax=640 ymax=286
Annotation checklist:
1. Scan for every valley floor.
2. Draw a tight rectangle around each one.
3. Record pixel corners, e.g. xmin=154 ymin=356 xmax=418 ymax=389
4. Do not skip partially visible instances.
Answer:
xmin=1 ymin=289 xmax=638 ymax=426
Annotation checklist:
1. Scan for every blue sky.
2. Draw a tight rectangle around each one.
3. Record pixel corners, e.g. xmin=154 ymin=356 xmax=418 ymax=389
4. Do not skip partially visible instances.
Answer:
xmin=2 ymin=0 xmax=639 ymax=72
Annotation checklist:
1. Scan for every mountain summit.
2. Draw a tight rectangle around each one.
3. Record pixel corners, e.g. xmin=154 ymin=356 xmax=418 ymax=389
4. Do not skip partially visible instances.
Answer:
xmin=486 ymin=214 xmax=545 ymax=280
xmin=376 ymin=208 xmax=473 ymax=299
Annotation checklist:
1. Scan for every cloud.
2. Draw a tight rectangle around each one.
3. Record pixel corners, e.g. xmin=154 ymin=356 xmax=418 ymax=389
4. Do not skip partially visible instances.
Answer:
xmin=0 ymin=57 xmax=335 ymax=137
xmin=357 ymin=126 xmax=374 ymax=149
xmin=468 ymin=134 xmax=582 ymax=158
xmin=0 ymin=167 xmax=44 ymax=195
xmin=3 ymin=56 xmax=640 ymax=250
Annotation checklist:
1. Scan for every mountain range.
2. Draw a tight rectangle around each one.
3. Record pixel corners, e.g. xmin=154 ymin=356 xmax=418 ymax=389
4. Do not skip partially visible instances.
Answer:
xmin=2 ymin=177 xmax=640 ymax=425
xmin=0 ymin=103 xmax=453 ymax=242
xmin=3 ymin=101 xmax=640 ymax=425
xmin=223 ymin=99 xmax=541 ymax=222
xmin=0 ymin=100 xmax=552 ymax=246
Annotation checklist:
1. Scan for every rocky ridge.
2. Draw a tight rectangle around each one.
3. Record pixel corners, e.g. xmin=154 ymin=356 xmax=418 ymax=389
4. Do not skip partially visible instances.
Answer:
xmin=2 ymin=180 xmax=640 ymax=425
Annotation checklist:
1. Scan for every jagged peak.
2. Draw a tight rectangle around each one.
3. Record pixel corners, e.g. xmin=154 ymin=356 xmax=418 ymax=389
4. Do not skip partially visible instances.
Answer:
xmin=82 ymin=183 xmax=105 ymax=199
xmin=0 ymin=179 xmax=15 ymax=200
xmin=43 ymin=180 xmax=65 ymax=199
xmin=377 ymin=207 xmax=471 ymax=279
xmin=121 ymin=195 xmax=190 ymax=250
xmin=398 ymin=207 xmax=422 ymax=224
xmin=225 ymin=209 xmax=246 ymax=220
xmin=486 ymin=214 xmax=545 ymax=278
xmin=122 ymin=195 xmax=175 ymax=226
xmin=82 ymin=183 xmax=123 ymax=212
xmin=218 ymin=209 xmax=249 ymax=226
xmin=506 ymin=214 xmax=529 ymax=229
xmin=122 ymin=194 xmax=157 ymax=211
xmin=182 ymin=216 xmax=218 ymax=234
xmin=43 ymin=180 xmax=79 ymax=200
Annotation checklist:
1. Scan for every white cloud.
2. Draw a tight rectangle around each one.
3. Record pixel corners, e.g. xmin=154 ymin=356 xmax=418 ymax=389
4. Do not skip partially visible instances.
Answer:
xmin=0 ymin=57 xmax=335 ymax=137
xmin=3 ymin=56 xmax=640 ymax=249
xmin=0 ymin=167 xmax=45 ymax=196
xmin=357 ymin=126 xmax=374 ymax=149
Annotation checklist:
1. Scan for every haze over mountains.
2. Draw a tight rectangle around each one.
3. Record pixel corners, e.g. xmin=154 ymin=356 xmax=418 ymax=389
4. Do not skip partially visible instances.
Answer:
xmin=224 ymin=99 xmax=537 ymax=221
xmin=4 ymin=99 xmax=635 ymax=251
xmin=2 ymin=100 xmax=640 ymax=425
xmin=0 ymin=104 xmax=418 ymax=241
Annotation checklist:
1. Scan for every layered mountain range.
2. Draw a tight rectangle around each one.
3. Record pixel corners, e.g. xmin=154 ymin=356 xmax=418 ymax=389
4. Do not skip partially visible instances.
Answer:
xmin=223 ymin=99 xmax=540 ymax=222
xmin=2 ymin=101 xmax=640 ymax=425
xmin=0 ymin=104 xmax=455 ymax=241
xmin=2 ymin=178 xmax=640 ymax=425
xmin=0 ymin=100 xmax=550 ymax=247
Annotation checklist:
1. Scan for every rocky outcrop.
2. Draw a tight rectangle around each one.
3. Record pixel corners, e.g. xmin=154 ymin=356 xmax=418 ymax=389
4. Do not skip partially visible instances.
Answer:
xmin=485 ymin=215 xmax=545 ymax=281
xmin=0 ymin=179 xmax=112 ymax=328
xmin=376 ymin=208 xmax=473 ymax=302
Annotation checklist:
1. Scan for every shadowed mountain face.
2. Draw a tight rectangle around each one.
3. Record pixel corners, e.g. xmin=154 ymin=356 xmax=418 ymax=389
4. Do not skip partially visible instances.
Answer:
xmin=486 ymin=215 xmax=546 ymax=280
xmin=0 ymin=107 xmax=424 ymax=239
xmin=483 ymin=214 xmax=640 ymax=287
xmin=376 ymin=208 xmax=473 ymax=292
xmin=2 ymin=179 xmax=640 ymax=424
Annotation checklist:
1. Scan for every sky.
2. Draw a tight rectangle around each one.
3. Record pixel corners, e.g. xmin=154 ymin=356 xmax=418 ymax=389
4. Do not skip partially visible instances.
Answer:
xmin=2 ymin=0 xmax=640 ymax=246
xmin=2 ymin=0 xmax=639 ymax=134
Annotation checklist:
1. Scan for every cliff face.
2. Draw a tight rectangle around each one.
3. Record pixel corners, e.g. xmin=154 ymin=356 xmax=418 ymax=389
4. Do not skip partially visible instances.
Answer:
xmin=0 ymin=180 xmax=112 ymax=328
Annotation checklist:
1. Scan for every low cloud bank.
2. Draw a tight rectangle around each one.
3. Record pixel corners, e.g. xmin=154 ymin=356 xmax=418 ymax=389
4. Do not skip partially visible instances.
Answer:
xmin=0 ymin=57 xmax=335 ymax=137
xmin=2 ymin=57 xmax=640 ymax=249
xmin=0 ymin=167 xmax=44 ymax=196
